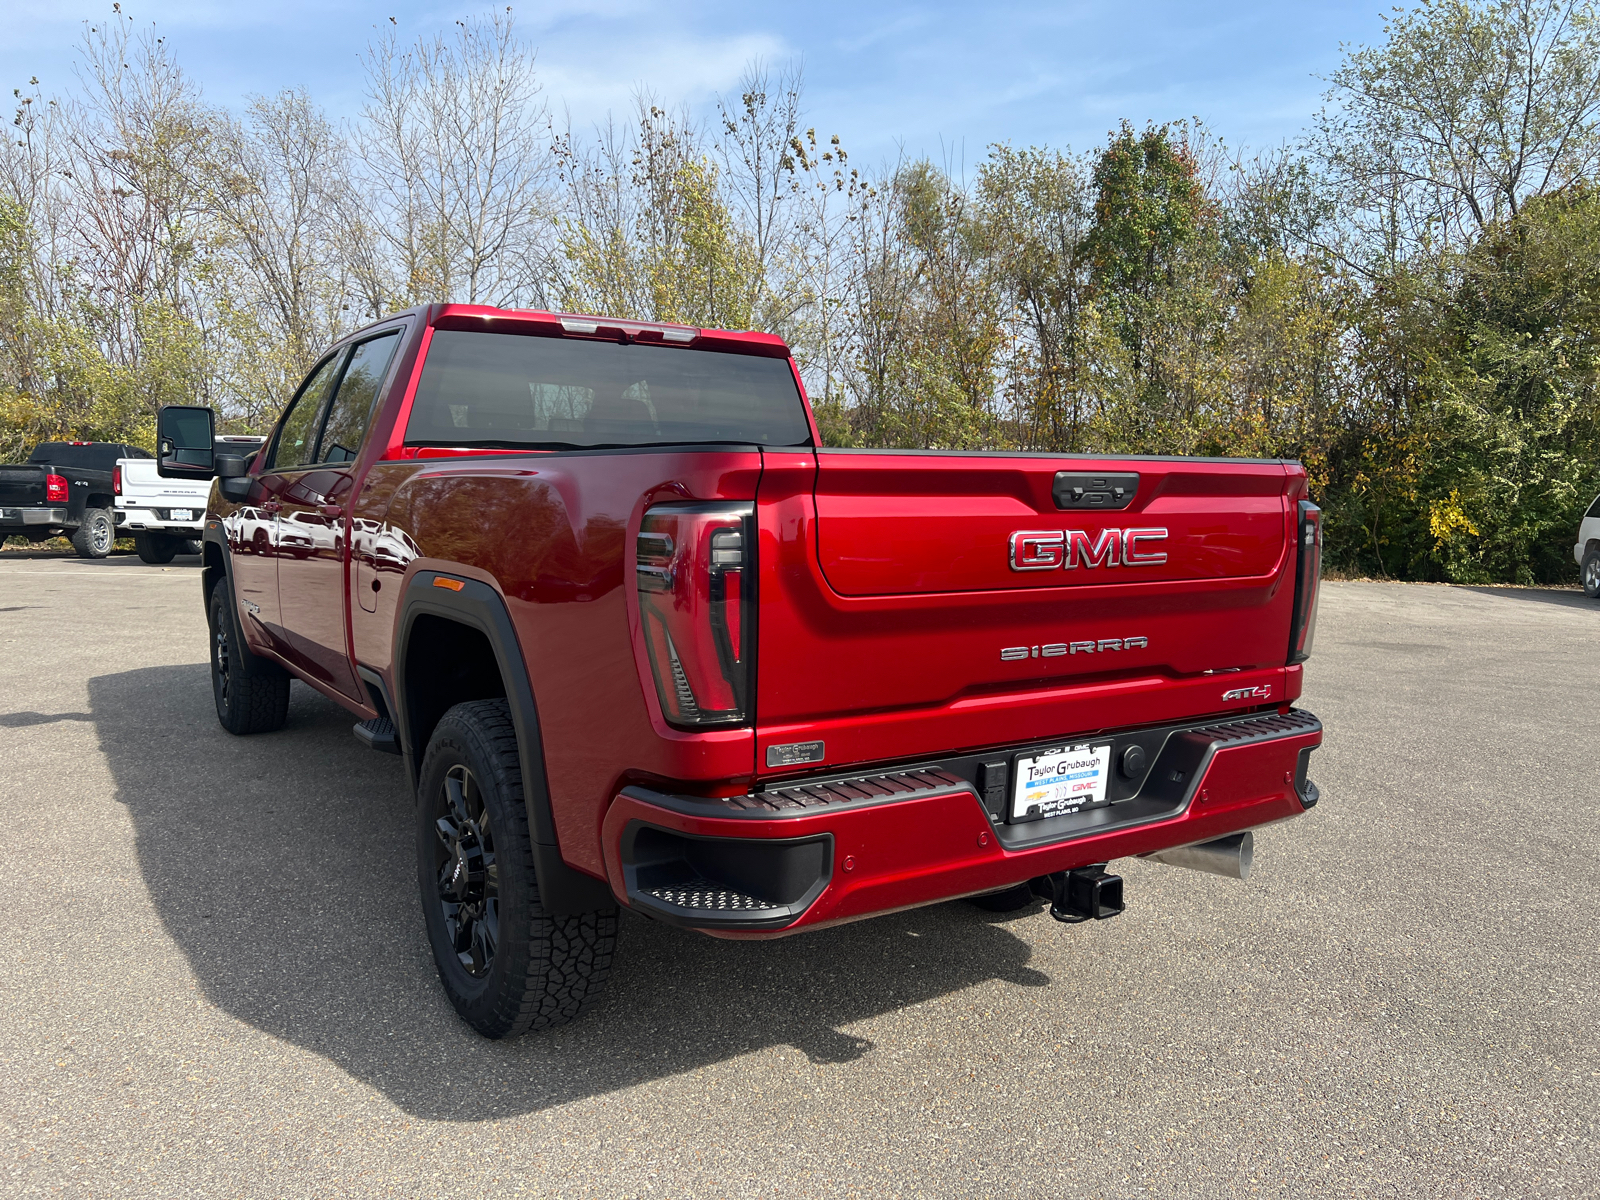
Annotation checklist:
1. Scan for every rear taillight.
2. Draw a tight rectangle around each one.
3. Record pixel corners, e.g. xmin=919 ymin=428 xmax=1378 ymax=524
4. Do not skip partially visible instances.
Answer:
xmin=113 ymin=466 xmax=122 ymax=495
xmin=1288 ymin=500 xmax=1321 ymax=664
xmin=45 ymin=473 xmax=68 ymax=504
xmin=636 ymin=502 xmax=753 ymax=728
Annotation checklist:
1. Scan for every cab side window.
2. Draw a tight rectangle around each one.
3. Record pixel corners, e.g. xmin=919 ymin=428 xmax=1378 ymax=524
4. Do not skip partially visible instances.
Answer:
xmin=267 ymin=352 xmax=346 ymax=471
xmin=315 ymin=332 xmax=401 ymax=465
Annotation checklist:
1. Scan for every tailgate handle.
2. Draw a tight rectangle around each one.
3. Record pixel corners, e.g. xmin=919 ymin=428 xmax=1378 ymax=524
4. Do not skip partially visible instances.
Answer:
xmin=1053 ymin=471 xmax=1139 ymax=511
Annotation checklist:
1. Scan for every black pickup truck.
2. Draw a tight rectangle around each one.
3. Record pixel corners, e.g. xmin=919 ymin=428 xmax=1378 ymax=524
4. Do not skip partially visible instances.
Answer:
xmin=0 ymin=442 xmax=150 ymax=558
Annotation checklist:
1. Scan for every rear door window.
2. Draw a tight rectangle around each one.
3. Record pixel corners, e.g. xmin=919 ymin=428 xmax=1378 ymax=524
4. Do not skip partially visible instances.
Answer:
xmin=404 ymin=330 xmax=811 ymax=450
xmin=315 ymin=332 xmax=401 ymax=465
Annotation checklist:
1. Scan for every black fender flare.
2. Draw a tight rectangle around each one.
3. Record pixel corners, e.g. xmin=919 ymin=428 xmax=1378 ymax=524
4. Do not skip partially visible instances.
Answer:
xmin=201 ymin=520 xmax=232 ymax=609
xmin=394 ymin=570 xmax=615 ymax=916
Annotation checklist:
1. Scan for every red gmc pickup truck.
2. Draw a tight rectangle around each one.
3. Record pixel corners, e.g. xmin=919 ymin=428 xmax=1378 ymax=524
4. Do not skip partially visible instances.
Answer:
xmin=159 ymin=304 xmax=1324 ymax=1039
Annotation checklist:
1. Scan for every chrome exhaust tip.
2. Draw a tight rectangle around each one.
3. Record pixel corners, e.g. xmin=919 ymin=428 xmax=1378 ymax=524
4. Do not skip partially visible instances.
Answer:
xmin=1145 ymin=831 xmax=1254 ymax=881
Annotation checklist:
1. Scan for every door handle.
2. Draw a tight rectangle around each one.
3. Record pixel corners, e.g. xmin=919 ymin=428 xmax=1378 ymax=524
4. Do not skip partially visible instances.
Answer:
xmin=320 ymin=503 xmax=344 ymax=519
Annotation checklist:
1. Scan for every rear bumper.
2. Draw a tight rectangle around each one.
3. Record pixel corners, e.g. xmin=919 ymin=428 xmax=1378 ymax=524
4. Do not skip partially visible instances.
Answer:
xmin=115 ymin=506 xmax=203 ymax=535
xmin=601 ymin=708 xmax=1323 ymax=937
xmin=0 ymin=507 xmax=68 ymax=527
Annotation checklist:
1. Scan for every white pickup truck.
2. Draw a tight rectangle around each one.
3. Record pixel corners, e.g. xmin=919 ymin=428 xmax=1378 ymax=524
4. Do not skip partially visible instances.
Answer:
xmin=116 ymin=436 xmax=264 ymax=563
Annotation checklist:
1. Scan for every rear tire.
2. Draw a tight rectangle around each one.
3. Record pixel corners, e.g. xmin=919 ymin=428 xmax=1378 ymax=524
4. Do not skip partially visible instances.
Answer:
xmin=71 ymin=507 xmax=114 ymax=559
xmin=135 ymin=532 xmax=177 ymax=564
xmin=966 ymin=882 xmax=1037 ymax=912
xmin=1583 ymin=547 xmax=1600 ymax=599
xmin=181 ymin=538 xmax=202 ymax=556
xmin=207 ymin=582 xmax=290 ymax=734
xmin=417 ymin=699 xmax=618 ymax=1038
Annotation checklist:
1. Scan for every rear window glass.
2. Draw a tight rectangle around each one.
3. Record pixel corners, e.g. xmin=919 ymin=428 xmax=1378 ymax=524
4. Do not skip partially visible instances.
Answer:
xmin=27 ymin=443 xmax=137 ymax=470
xmin=1588 ymin=494 xmax=1600 ymax=519
xmin=405 ymin=330 xmax=812 ymax=450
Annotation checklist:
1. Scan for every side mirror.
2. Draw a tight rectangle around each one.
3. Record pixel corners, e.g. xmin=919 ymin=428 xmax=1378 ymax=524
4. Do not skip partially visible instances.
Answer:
xmin=216 ymin=453 xmax=251 ymax=502
xmin=157 ymin=405 xmax=216 ymax=479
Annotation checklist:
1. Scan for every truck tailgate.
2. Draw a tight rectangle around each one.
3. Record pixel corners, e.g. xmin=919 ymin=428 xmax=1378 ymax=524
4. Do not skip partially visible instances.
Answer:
xmin=0 ymin=465 xmax=48 ymax=506
xmin=117 ymin=458 xmax=206 ymax=506
xmin=754 ymin=450 xmax=1298 ymax=775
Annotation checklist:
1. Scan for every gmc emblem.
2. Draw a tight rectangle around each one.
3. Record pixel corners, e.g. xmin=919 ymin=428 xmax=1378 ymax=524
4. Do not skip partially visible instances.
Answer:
xmin=1009 ymin=527 xmax=1168 ymax=571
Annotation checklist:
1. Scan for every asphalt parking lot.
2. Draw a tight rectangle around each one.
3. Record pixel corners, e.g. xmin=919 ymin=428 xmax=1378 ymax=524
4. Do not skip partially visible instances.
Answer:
xmin=1 ymin=554 xmax=1596 ymax=1199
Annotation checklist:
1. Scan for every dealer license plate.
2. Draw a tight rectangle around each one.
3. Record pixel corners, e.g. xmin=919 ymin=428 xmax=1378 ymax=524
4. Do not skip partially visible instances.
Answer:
xmin=1011 ymin=743 xmax=1112 ymax=821
xmin=168 ymin=509 xmax=194 ymax=521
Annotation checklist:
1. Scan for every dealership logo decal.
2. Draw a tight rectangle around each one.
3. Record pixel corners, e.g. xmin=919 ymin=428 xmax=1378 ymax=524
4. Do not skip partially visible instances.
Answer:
xmin=1009 ymin=527 xmax=1168 ymax=571
xmin=1002 ymin=637 xmax=1149 ymax=661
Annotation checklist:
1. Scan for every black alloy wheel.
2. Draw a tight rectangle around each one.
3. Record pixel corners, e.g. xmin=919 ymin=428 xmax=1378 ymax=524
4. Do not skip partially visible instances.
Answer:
xmin=417 ymin=699 xmax=618 ymax=1038
xmin=207 ymin=583 xmax=290 ymax=734
xmin=430 ymin=764 xmax=500 ymax=978
xmin=213 ymin=599 xmax=230 ymax=702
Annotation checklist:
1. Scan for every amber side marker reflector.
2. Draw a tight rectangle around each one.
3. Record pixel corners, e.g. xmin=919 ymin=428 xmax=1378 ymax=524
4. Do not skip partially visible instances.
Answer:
xmin=432 ymin=577 xmax=465 ymax=592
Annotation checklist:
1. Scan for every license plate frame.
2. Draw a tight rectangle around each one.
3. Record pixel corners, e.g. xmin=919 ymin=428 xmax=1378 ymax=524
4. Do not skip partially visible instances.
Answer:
xmin=1010 ymin=743 xmax=1113 ymax=822
xmin=168 ymin=508 xmax=194 ymax=522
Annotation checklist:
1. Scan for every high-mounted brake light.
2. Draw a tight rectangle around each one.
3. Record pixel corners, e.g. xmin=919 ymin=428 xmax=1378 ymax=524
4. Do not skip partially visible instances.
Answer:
xmin=636 ymin=502 xmax=753 ymax=728
xmin=1288 ymin=501 xmax=1322 ymax=664
xmin=45 ymin=473 xmax=68 ymax=504
xmin=113 ymin=466 xmax=122 ymax=495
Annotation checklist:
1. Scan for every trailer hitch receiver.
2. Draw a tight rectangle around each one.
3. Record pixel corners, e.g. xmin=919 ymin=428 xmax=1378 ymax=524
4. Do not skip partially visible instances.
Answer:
xmin=1033 ymin=866 xmax=1124 ymax=923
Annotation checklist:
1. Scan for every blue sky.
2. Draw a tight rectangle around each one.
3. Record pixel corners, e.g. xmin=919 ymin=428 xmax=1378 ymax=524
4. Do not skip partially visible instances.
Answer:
xmin=4 ymin=1 xmax=1392 ymax=167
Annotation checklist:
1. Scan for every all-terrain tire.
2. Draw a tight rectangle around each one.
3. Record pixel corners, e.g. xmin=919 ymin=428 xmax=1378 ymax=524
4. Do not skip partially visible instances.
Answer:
xmin=417 ymin=699 xmax=618 ymax=1038
xmin=135 ymin=532 xmax=178 ymax=564
xmin=71 ymin=507 xmax=115 ymax=559
xmin=966 ymin=882 xmax=1037 ymax=912
xmin=207 ymin=582 xmax=290 ymax=734
xmin=1583 ymin=547 xmax=1600 ymax=599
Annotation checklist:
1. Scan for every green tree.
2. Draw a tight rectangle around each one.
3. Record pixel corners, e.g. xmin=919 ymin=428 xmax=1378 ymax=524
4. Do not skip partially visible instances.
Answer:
xmin=1427 ymin=188 xmax=1600 ymax=580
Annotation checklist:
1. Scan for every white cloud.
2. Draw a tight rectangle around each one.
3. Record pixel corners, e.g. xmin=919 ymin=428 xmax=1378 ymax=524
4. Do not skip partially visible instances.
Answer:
xmin=534 ymin=29 xmax=789 ymax=128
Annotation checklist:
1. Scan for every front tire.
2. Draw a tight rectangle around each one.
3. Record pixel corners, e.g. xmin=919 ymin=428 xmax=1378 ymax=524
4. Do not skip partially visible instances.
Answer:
xmin=417 ymin=699 xmax=617 ymax=1038
xmin=71 ymin=507 xmax=114 ymax=559
xmin=1583 ymin=547 xmax=1600 ymax=598
xmin=207 ymin=582 xmax=289 ymax=734
xmin=135 ymin=532 xmax=177 ymax=564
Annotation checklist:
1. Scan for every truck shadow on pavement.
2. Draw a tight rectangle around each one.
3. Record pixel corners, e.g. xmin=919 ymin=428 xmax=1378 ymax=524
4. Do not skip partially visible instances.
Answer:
xmin=1458 ymin=585 xmax=1595 ymax=611
xmin=89 ymin=663 xmax=1051 ymax=1122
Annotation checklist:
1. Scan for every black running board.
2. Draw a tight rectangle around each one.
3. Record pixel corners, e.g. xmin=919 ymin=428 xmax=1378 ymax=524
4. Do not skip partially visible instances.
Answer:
xmin=353 ymin=717 xmax=402 ymax=755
